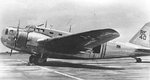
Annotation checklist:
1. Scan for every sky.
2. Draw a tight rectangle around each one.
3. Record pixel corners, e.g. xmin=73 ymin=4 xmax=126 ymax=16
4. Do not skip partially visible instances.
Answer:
xmin=0 ymin=0 xmax=150 ymax=52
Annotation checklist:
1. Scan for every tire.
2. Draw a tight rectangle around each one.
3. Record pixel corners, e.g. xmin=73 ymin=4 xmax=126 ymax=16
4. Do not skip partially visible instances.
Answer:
xmin=29 ymin=55 xmax=36 ymax=63
xmin=29 ymin=54 xmax=47 ymax=65
xmin=136 ymin=58 xmax=142 ymax=63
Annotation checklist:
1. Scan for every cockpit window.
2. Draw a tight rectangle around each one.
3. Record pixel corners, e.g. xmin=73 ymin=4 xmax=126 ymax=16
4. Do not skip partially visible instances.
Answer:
xmin=39 ymin=29 xmax=45 ymax=32
xmin=5 ymin=29 xmax=8 ymax=35
xmin=49 ymin=32 xmax=54 ymax=34
xmin=10 ymin=30 xmax=13 ymax=33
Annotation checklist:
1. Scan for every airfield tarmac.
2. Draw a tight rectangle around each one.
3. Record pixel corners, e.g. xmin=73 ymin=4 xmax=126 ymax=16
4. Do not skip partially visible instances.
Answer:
xmin=0 ymin=53 xmax=150 ymax=80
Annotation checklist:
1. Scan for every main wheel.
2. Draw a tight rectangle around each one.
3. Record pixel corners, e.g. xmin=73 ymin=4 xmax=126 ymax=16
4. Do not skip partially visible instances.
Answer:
xmin=29 ymin=55 xmax=36 ymax=63
xmin=36 ymin=57 xmax=47 ymax=65
xmin=29 ymin=54 xmax=47 ymax=65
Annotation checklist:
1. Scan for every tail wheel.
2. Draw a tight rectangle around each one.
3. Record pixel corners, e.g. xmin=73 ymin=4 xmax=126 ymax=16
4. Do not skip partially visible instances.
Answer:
xmin=29 ymin=54 xmax=47 ymax=65
xmin=136 ymin=58 xmax=142 ymax=63
xmin=132 ymin=57 xmax=142 ymax=63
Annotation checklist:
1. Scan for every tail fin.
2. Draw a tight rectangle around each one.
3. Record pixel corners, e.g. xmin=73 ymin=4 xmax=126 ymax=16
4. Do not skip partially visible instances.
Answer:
xmin=129 ymin=22 xmax=150 ymax=47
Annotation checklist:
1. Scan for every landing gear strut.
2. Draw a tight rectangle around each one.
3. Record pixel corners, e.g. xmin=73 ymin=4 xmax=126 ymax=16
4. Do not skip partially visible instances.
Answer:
xmin=29 ymin=54 xmax=47 ymax=65
xmin=133 ymin=57 xmax=142 ymax=63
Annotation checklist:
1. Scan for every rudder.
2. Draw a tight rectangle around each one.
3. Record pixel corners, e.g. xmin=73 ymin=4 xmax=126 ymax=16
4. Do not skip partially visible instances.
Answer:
xmin=129 ymin=22 xmax=150 ymax=47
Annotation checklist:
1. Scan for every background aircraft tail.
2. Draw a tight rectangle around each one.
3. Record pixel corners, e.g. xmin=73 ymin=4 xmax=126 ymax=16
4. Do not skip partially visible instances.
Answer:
xmin=129 ymin=22 xmax=150 ymax=47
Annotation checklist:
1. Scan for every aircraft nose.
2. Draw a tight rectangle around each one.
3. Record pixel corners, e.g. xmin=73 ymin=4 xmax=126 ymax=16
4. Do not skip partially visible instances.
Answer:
xmin=1 ymin=29 xmax=6 ymax=44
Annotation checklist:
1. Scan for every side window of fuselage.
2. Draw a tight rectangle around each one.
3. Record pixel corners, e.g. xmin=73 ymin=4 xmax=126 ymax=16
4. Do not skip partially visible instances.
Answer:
xmin=49 ymin=32 xmax=54 ymax=34
xmin=35 ymin=28 xmax=39 ymax=32
xmin=9 ymin=30 xmax=13 ymax=34
xmin=9 ymin=30 xmax=16 ymax=36
xmin=58 ymin=33 xmax=62 ymax=36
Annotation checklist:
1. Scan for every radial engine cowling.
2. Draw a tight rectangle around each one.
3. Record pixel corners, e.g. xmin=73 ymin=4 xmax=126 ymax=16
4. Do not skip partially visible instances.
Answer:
xmin=16 ymin=32 xmax=28 ymax=49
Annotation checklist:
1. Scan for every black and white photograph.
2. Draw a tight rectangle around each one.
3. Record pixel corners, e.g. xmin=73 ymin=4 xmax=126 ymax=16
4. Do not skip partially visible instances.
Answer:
xmin=0 ymin=0 xmax=150 ymax=80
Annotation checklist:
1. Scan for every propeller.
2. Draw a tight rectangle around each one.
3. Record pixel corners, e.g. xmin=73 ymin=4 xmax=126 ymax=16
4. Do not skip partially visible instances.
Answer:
xmin=69 ymin=25 xmax=72 ymax=32
xmin=10 ymin=20 xmax=20 ymax=56
xmin=50 ymin=24 xmax=53 ymax=29
xmin=37 ymin=24 xmax=44 ymax=27
xmin=45 ymin=20 xmax=47 ymax=28
xmin=37 ymin=20 xmax=47 ymax=28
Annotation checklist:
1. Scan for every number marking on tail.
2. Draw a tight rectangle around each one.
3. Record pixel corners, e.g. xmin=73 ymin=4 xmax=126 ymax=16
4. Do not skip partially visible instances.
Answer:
xmin=139 ymin=30 xmax=147 ymax=40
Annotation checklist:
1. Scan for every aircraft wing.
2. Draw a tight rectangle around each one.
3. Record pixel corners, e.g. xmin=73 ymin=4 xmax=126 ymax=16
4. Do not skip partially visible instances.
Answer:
xmin=38 ymin=29 xmax=120 ymax=53
xmin=135 ymin=49 xmax=150 ymax=53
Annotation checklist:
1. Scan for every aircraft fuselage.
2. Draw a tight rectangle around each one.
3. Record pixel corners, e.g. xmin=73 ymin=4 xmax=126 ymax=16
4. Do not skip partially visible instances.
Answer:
xmin=1 ymin=26 xmax=150 ymax=60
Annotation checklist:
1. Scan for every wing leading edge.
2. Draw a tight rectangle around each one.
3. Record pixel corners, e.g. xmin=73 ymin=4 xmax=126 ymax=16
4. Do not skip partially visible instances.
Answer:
xmin=38 ymin=28 xmax=120 ymax=53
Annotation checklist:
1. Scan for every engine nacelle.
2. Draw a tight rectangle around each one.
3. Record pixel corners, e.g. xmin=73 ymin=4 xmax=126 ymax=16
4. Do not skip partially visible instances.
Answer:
xmin=16 ymin=32 xmax=28 ymax=49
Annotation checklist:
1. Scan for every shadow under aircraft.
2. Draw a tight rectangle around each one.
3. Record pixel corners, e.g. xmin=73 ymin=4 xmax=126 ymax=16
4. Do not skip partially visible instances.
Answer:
xmin=40 ymin=60 xmax=124 ymax=70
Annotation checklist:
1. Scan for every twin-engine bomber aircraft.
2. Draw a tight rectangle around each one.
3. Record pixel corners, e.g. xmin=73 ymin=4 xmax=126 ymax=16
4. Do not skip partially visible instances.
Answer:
xmin=1 ymin=22 xmax=150 ymax=65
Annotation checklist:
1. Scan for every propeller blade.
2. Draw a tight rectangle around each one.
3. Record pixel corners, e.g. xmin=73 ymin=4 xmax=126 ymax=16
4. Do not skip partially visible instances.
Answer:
xmin=50 ymin=24 xmax=53 ymax=29
xmin=69 ymin=25 xmax=72 ymax=32
xmin=10 ymin=20 xmax=20 ymax=56
xmin=16 ymin=20 xmax=20 ymax=37
xmin=37 ymin=24 xmax=44 ymax=27
xmin=45 ymin=20 xmax=47 ymax=28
